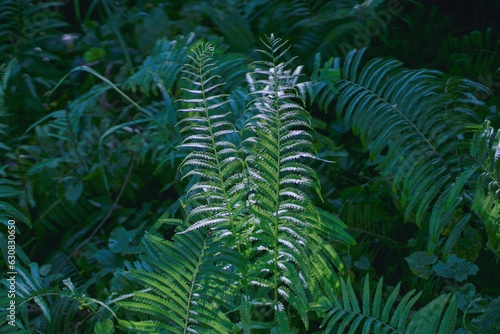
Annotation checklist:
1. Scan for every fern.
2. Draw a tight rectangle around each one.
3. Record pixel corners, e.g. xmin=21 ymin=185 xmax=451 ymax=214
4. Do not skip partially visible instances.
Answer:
xmin=118 ymin=230 xmax=237 ymax=333
xmin=440 ymin=28 xmax=500 ymax=85
xmin=469 ymin=121 xmax=500 ymax=255
xmin=175 ymin=41 xmax=257 ymax=332
xmin=118 ymin=42 xmax=245 ymax=334
xmin=0 ymin=0 xmax=68 ymax=102
xmin=198 ymin=0 xmax=256 ymax=52
xmin=0 ymin=59 xmax=32 ymax=227
xmin=307 ymin=52 xmax=341 ymax=112
xmin=115 ymin=36 xmax=467 ymax=333
xmin=239 ymin=34 xmax=355 ymax=330
xmin=320 ymin=275 xmax=457 ymax=334
xmin=176 ymin=42 xmax=248 ymax=239
xmin=334 ymin=48 xmax=496 ymax=254
xmin=0 ymin=261 xmax=92 ymax=333
xmin=123 ymin=33 xmax=197 ymax=97
xmin=117 ymin=37 xmax=356 ymax=332
xmin=0 ymin=58 xmax=16 ymax=116
xmin=243 ymin=35 xmax=320 ymax=329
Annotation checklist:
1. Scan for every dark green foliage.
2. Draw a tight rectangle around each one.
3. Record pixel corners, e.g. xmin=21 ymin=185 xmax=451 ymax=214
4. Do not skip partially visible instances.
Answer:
xmin=440 ymin=29 xmax=500 ymax=89
xmin=117 ymin=37 xmax=356 ymax=332
xmin=115 ymin=38 xmax=466 ymax=333
xmin=1 ymin=1 xmax=500 ymax=333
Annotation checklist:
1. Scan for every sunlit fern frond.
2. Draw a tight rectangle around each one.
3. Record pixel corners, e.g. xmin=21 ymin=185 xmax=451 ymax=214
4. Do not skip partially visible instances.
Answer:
xmin=240 ymin=34 xmax=355 ymax=331
xmin=242 ymin=34 xmax=317 ymax=329
xmin=175 ymin=42 xmax=250 ymax=246
xmin=470 ymin=121 xmax=500 ymax=255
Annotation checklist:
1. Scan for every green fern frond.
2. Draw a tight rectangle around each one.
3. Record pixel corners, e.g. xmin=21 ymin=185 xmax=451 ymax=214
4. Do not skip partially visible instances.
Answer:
xmin=13 ymin=263 xmax=54 ymax=323
xmin=118 ymin=231 xmax=237 ymax=334
xmin=199 ymin=1 xmax=256 ymax=52
xmin=120 ymin=37 xmax=354 ymax=332
xmin=470 ymin=121 xmax=500 ymax=255
xmin=124 ymin=33 xmax=197 ymax=97
xmin=335 ymin=48 xmax=491 ymax=253
xmin=0 ymin=175 xmax=31 ymax=227
xmin=239 ymin=34 xmax=355 ymax=330
xmin=176 ymin=42 xmax=248 ymax=243
xmin=0 ymin=261 xmax=93 ymax=332
xmin=320 ymin=274 xmax=457 ymax=334
xmin=440 ymin=28 xmax=500 ymax=84
xmin=307 ymin=52 xmax=341 ymax=112
xmin=242 ymin=35 xmax=317 ymax=327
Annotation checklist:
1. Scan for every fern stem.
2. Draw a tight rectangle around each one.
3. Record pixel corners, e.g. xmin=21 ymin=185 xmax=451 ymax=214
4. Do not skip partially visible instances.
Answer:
xmin=338 ymin=309 xmax=405 ymax=334
xmin=183 ymin=231 xmax=210 ymax=334
xmin=271 ymin=49 xmax=281 ymax=323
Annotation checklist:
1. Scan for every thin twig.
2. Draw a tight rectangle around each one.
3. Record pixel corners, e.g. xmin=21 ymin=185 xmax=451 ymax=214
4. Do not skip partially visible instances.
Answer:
xmin=58 ymin=151 xmax=137 ymax=271
xmin=33 ymin=199 xmax=62 ymax=226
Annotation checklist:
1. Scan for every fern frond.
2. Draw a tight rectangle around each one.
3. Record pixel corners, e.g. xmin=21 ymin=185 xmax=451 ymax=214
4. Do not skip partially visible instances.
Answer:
xmin=118 ymin=231 xmax=237 ymax=334
xmin=320 ymin=275 xmax=457 ymax=333
xmin=124 ymin=33 xmax=197 ymax=97
xmin=199 ymin=1 xmax=255 ymax=52
xmin=335 ymin=48 xmax=491 ymax=253
xmin=0 ymin=58 xmax=16 ymax=116
xmin=0 ymin=261 xmax=92 ymax=332
xmin=242 ymin=35 xmax=317 ymax=327
xmin=241 ymin=34 xmax=355 ymax=330
xmin=176 ymin=42 xmax=249 ymax=249
xmin=121 ymin=43 xmax=253 ymax=333
xmin=470 ymin=121 xmax=500 ymax=255
xmin=440 ymin=28 xmax=500 ymax=84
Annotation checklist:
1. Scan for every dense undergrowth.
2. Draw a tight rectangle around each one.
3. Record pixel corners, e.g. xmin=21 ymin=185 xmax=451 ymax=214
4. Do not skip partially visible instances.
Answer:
xmin=1 ymin=0 xmax=499 ymax=333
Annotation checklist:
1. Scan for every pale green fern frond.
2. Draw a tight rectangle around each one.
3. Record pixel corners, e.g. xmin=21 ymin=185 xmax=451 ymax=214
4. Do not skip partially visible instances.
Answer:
xmin=176 ymin=42 xmax=249 ymax=247
xmin=240 ymin=34 xmax=355 ymax=331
